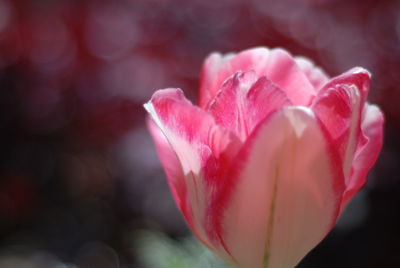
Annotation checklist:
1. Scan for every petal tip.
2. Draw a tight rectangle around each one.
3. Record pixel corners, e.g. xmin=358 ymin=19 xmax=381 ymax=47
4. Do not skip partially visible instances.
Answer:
xmin=351 ymin=67 xmax=372 ymax=79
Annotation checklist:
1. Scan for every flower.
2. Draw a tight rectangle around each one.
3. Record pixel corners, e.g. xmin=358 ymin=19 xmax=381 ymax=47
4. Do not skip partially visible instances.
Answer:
xmin=144 ymin=47 xmax=383 ymax=268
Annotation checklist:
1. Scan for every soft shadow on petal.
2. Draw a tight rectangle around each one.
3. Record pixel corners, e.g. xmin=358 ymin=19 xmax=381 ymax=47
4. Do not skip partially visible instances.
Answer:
xmin=218 ymin=107 xmax=344 ymax=268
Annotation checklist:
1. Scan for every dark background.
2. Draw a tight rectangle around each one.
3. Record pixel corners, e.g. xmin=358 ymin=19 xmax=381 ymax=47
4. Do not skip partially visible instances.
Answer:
xmin=0 ymin=0 xmax=399 ymax=267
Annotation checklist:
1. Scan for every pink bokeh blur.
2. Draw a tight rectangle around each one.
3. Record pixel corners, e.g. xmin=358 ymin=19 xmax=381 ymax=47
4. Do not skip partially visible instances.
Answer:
xmin=0 ymin=0 xmax=399 ymax=267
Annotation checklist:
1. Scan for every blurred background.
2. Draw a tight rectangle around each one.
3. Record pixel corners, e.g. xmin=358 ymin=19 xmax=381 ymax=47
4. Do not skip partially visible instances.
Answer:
xmin=0 ymin=0 xmax=399 ymax=267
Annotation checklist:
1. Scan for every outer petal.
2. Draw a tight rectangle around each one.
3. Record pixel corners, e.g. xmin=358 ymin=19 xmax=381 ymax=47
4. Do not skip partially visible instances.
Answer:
xmin=199 ymin=47 xmax=315 ymax=107
xmin=144 ymin=88 xmax=216 ymax=249
xmin=144 ymin=88 xmax=240 ymax=259
xmin=311 ymin=68 xmax=371 ymax=181
xmin=218 ymin=107 xmax=344 ymax=268
xmin=340 ymin=104 xmax=384 ymax=210
xmin=321 ymin=67 xmax=371 ymax=104
xmin=145 ymin=88 xmax=215 ymax=174
xmin=312 ymin=84 xmax=361 ymax=180
xmin=294 ymin=56 xmax=329 ymax=91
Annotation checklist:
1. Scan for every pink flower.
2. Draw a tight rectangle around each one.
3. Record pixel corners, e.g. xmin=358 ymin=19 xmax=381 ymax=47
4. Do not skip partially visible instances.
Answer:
xmin=144 ymin=47 xmax=383 ymax=268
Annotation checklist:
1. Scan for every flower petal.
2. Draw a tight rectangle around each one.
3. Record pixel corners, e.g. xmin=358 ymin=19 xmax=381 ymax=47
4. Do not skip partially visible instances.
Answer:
xmin=246 ymin=76 xmax=292 ymax=132
xmin=207 ymin=71 xmax=291 ymax=140
xmin=144 ymin=88 xmax=241 ymax=258
xmin=144 ymin=88 xmax=217 ymax=247
xmin=218 ymin=107 xmax=344 ymax=268
xmin=199 ymin=47 xmax=315 ymax=107
xmin=295 ymin=56 xmax=329 ymax=91
xmin=312 ymin=68 xmax=370 ymax=182
xmin=199 ymin=52 xmax=235 ymax=108
xmin=322 ymin=67 xmax=371 ymax=103
xmin=340 ymin=104 xmax=384 ymax=210
xmin=145 ymin=88 xmax=214 ymax=174
xmin=206 ymin=71 xmax=257 ymax=140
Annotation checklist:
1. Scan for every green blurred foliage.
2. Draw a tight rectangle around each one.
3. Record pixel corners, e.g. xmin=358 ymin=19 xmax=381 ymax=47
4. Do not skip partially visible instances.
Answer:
xmin=135 ymin=231 xmax=232 ymax=268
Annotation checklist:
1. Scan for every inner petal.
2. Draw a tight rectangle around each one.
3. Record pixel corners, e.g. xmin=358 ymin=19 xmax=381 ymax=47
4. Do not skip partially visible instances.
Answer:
xmin=207 ymin=71 xmax=292 ymax=141
xmin=200 ymin=47 xmax=316 ymax=107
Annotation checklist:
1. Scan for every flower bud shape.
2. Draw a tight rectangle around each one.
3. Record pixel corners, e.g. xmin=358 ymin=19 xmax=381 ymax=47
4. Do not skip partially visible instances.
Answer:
xmin=144 ymin=47 xmax=384 ymax=268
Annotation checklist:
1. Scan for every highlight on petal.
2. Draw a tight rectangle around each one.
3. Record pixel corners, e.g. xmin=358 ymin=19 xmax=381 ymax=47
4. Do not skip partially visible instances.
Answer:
xmin=217 ymin=107 xmax=344 ymax=268
xmin=199 ymin=47 xmax=316 ymax=107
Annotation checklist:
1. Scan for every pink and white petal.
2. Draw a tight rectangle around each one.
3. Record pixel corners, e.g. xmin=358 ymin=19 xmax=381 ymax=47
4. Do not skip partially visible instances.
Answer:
xmin=144 ymin=88 xmax=241 ymax=259
xmin=246 ymin=76 xmax=292 ymax=132
xmin=258 ymin=49 xmax=315 ymax=105
xmin=144 ymin=88 xmax=217 ymax=249
xmin=312 ymin=83 xmax=362 ymax=181
xmin=204 ymin=47 xmax=316 ymax=106
xmin=295 ymin=56 xmax=329 ymax=91
xmin=340 ymin=104 xmax=384 ymax=210
xmin=144 ymin=88 xmax=215 ymax=171
xmin=201 ymin=134 xmax=242 ymax=260
xmin=323 ymin=67 xmax=371 ymax=103
xmin=207 ymin=71 xmax=291 ymax=141
xmin=199 ymin=52 xmax=235 ymax=108
xmin=207 ymin=71 xmax=257 ymax=141
xmin=219 ymin=107 xmax=344 ymax=268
